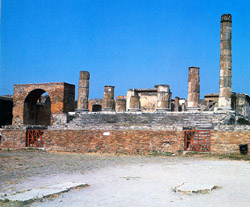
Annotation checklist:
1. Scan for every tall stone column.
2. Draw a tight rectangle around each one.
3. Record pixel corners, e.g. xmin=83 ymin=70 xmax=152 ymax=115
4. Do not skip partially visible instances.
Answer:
xmin=187 ymin=67 xmax=200 ymax=110
xmin=155 ymin=85 xmax=171 ymax=111
xmin=102 ymin=86 xmax=115 ymax=111
xmin=77 ymin=71 xmax=90 ymax=111
xmin=218 ymin=14 xmax=232 ymax=109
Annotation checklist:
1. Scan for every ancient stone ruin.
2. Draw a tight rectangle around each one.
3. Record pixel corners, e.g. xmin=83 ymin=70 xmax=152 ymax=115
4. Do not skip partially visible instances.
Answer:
xmin=0 ymin=14 xmax=249 ymax=155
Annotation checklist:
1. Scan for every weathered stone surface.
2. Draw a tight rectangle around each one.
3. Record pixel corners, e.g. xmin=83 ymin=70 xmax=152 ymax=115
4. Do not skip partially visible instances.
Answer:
xmin=129 ymin=96 xmax=140 ymax=111
xmin=156 ymin=85 xmax=171 ymax=111
xmin=77 ymin=71 xmax=90 ymax=111
xmin=2 ymin=182 xmax=88 ymax=202
xmin=219 ymin=14 xmax=232 ymax=108
xmin=187 ymin=67 xmax=200 ymax=109
xmin=116 ymin=98 xmax=126 ymax=112
xmin=102 ymin=86 xmax=115 ymax=111
xmin=173 ymin=183 xmax=219 ymax=195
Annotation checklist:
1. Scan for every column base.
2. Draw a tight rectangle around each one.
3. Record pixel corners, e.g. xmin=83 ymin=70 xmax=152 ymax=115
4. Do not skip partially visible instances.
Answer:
xmin=156 ymin=108 xmax=171 ymax=112
xmin=214 ymin=106 xmax=233 ymax=112
xmin=187 ymin=107 xmax=200 ymax=111
xmin=102 ymin=108 xmax=115 ymax=112
xmin=128 ymin=108 xmax=141 ymax=112
xmin=76 ymin=109 xmax=89 ymax=112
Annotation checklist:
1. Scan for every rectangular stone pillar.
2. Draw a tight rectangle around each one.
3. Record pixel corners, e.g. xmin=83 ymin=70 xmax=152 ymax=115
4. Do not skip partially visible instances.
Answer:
xmin=218 ymin=14 xmax=232 ymax=110
xmin=187 ymin=67 xmax=200 ymax=110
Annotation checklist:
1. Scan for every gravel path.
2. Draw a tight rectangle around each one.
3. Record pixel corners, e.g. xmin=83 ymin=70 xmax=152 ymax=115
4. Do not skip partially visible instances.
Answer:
xmin=1 ymin=150 xmax=250 ymax=207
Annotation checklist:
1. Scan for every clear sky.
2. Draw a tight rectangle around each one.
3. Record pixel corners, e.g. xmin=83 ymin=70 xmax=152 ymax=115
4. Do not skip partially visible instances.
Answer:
xmin=1 ymin=0 xmax=249 ymax=99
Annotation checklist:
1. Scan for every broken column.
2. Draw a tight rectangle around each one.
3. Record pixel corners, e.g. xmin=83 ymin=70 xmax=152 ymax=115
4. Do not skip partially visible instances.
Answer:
xmin=187 ymin=67 xmax=200 ymax=110
xmin=126 ymin=89 xmax=140 ymax=111
xmin=115 ymin=97 xmax=126 ymax=112
xmin=174 ymin=96 xmax=180 ymax=112
xmin=218 ymin=14 xmax=232 ymax=109
xmin=155 ymin=85 xmax=171 ymax=111
xmin=102 ymin=86 xmax=115 ymax=111
xmin=77 ymin=71 xmax=90 ymax=111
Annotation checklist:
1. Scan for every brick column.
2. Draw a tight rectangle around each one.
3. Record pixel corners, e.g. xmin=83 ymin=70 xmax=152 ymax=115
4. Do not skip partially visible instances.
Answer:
xmin=218 ymin=14 xmax=232 ymax=109
xmin=187 ymin=67 xmax=200 ymax=110
xmin=102 ymin=86 xmax=115 ymax=111
xmin=77 ymin=71 xmax=90 ymax=111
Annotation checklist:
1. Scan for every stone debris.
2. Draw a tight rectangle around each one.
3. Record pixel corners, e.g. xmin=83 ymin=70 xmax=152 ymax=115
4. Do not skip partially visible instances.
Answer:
xmin=173 ymin=182 xmax=221 ymax=195
xmin=0 ymin=182 xmax=89 ymax=202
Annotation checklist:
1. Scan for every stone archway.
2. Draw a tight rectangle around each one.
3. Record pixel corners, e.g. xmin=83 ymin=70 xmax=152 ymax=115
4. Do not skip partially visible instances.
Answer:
xmin=12 ymin=82 xmax=75 ymax=125
xmin=23 ymin=89 xmax=51 ymax=126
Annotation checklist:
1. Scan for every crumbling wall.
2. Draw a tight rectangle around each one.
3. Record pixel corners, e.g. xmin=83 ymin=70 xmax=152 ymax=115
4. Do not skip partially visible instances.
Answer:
xmin=235 ymin=94 xmax=250 ymax=120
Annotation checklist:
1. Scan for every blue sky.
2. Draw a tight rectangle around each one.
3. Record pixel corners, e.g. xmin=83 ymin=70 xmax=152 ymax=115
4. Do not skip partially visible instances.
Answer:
xmin=1 ymin=0 xmax=250 ymax=99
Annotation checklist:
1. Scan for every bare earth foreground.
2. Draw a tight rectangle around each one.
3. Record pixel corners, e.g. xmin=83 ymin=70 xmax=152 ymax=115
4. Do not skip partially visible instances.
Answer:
xmin=0 ymin=150 xmax=250 ymax=207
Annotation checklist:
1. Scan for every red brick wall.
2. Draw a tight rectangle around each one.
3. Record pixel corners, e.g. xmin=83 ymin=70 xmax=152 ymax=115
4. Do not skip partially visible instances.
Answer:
xmin=211 ymin=131 xmax=250 ymax=154
xmin=1 ymin=129 xmax=249 ymax=155
xmin=0 ymin=129 xmax=26 ymax=149
xmin=43 ymin=130 xmax=184 ymax=154
xmin=12 ymin=82 xmax=75 ymax=125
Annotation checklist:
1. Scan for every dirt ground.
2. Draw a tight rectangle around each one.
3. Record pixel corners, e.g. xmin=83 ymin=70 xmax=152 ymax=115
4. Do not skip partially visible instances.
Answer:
xmin=0 ymin=150 xmax=250 ymax=207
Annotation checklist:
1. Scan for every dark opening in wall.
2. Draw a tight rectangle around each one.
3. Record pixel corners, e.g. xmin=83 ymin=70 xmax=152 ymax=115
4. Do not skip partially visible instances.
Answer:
xmin=239 ymin=144 xmax=248 ymax=154
xmin=92 ymin=104 xmax=102 ymax=112
xmin=23 ymin=90 xmax=51 ymax=126
xmin=0 ymin=97 xmax=13 ymax=127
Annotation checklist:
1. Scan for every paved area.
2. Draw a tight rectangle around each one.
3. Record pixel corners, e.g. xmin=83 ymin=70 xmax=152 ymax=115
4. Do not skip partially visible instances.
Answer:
xmin=0 ymin=150 xmax=250 ymax=207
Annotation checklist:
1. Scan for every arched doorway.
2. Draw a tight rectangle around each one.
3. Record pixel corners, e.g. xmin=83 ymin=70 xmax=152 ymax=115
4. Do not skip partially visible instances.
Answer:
xmin=23 ymin=89 xmax=51 ymax=126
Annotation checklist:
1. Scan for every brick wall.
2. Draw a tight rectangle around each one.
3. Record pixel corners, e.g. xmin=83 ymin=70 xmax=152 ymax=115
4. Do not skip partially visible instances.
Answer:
xmin=1 ymin=127 xmax=249 ymax=155
xmin=12 ymin=82 xmax=75 ymax=125
xmin=43 ymin=130 xmax=184 ymax=154
xmin=211 ymin=131 xmax=250 ymax=154
xmin=0 ymin=129 xmax=26 ymax=149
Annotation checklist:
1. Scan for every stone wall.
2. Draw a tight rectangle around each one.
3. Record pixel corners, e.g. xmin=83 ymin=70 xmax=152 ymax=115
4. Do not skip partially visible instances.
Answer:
xmin=52 ymin=111 xmax=239 ymax=130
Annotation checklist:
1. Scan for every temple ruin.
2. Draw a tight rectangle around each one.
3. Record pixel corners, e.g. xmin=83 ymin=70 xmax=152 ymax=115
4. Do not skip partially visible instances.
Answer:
xmin=0 ymin=14 xmax=249 ymax=155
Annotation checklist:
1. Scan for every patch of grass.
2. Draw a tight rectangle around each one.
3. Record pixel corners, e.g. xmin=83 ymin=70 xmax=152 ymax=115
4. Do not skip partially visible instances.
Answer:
xmin=213 ymin=153 xmax=250 ymax=161
xmin=149 ymin=150 xmax=174 ymax=156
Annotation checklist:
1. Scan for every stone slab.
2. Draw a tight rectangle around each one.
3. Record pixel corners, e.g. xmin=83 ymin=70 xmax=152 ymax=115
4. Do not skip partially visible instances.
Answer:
xmin=1 ymin=182 xmax=88 ymax=202
xmin=173 ymin=182 xmax=219 ymax=194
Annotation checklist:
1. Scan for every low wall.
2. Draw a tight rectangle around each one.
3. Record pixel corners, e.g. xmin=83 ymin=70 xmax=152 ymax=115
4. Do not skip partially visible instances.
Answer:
xmin=211 ymin=131 xmax=250 ymax=154
xmin=0 ymin=129 xmax=26 ymax=149
xmin=43 ymin=130 xmax=184 ymax=154
xmin=1 ymin=127 xmax=249 ymax=155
